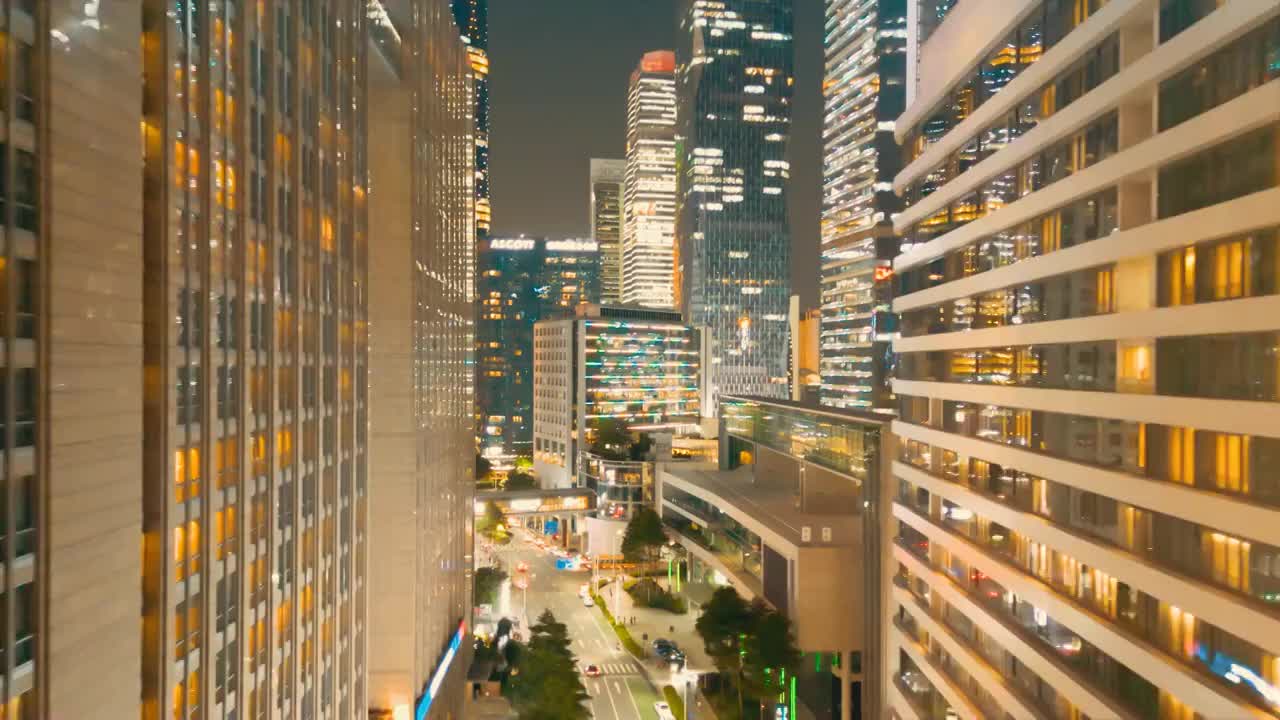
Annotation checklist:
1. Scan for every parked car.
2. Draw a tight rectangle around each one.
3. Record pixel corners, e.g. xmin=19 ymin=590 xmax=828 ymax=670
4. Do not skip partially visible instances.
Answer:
xmin=653 ymin=639 xmax=680 ymax=656
xmin=654 ymin=701 xmax=677 ymax=720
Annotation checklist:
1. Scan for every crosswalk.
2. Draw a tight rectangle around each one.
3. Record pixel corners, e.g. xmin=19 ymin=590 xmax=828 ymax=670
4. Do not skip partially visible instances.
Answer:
xmin=593 ymin=662 xmax=641 ymax=676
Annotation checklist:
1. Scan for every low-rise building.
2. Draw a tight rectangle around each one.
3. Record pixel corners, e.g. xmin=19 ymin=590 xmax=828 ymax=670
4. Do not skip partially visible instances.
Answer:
xmin=656 ymin=395 xmax=892 ymax=719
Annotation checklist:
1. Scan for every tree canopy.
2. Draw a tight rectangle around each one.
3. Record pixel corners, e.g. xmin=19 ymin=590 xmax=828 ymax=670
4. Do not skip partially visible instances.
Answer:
xmin=505 ymin=609 xmax=590 ymax=720
xmin=695 ymin=587 xmax=800 ymax=717
xmin=476 ymin=501 xmax=510 ymax=544
xmin=474 ymin=566 xmax=508 ymax=606
xmin=620 ymin=506 xmax=666 ymax=564
xmin=504 ymin=470 xmax=537 ymax=491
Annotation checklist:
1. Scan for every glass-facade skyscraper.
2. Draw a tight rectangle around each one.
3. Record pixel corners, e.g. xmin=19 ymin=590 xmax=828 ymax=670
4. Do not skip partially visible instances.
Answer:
xmin=623 ymin=51 xmax=678 ymax=310
xmin=477 ymin=238 xmax=601 ymax=468
xmin=676 ymin=0 xmax=794 ymax=404
xmin=452 ymin=0 xmax=491 ymax=242
xmin=819 ymin=0 xmax=906 ymax=412
xmin=589 ymin=159 xmax=626 ymax=303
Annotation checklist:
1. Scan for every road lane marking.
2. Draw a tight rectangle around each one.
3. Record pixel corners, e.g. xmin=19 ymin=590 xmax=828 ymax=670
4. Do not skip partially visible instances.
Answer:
xmin=620 ymin=673 xmax=646 ymax=720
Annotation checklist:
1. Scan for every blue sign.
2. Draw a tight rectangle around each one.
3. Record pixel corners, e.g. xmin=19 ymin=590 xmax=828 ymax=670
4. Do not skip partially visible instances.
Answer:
xmin=416 ymin=620 xmax=467 ymax=720
xmin=544 ymin=519 xmax=559 ymax=535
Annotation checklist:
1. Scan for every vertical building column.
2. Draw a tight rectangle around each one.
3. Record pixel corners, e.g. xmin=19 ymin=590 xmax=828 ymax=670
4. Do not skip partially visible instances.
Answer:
xmin=44 ymin=1 xmax=145 ymax=717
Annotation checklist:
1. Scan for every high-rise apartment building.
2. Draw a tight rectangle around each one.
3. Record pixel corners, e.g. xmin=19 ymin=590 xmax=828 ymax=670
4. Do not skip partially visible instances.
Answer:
xmin=139 ymin=1 xmax=371 ymax=718
xmin=589 ymin=159 xmax=626 ymax=303
xmin=819 ymin=0 xmax=907 ymax=412
xmin=882 ymin=3 xmax=1280 ymax=719
xmin=532 ymin=304 xmax=707 ymax=488
xmin=676 ymin=0 xmax=794 ymax=404
xmin=452 ymin=0 xmax=491 ymax=243
xmin=368 ymin=2 xmax=476 ymax=718
xmin=623 ymin=51 xmax=679 ymax=310
xmin=477 ymin=237 xmax=601 ymax=467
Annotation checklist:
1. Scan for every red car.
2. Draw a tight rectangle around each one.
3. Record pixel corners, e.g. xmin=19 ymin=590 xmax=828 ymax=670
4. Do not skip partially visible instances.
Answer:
xmin=583 ymin=664 xmax=602 ymax=677
xmin=516 ymin=561 xmax=529 ymax=573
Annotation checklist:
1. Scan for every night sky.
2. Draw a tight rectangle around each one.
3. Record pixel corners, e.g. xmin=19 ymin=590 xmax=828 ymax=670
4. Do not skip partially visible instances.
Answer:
xmin=487 ymin=0 xmax=824 ymax=309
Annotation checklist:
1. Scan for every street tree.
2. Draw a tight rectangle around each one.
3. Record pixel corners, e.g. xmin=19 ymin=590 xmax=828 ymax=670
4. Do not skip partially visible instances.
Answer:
xmin=621 ymin=506 xmax=667 ymax=600
xmin=506 ymin=609 xmax=589 ymax=720
xmin=742 ymin=603 xmax=802 ymax=718
xmin=695 ymin=586 xmax=754 ymax=714
xmin=476 ymin=501 xmax=510 ymax=544
xmin=474 ymin=566 xmax=508 ymax=606
xmin=621 ymin=506 xmax=665 ymax=563
xmin=504 ymin=470 xmax=537 ymax=491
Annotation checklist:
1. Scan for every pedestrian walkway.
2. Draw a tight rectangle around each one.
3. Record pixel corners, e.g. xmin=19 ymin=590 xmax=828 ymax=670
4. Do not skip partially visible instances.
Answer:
xmin=603 ymin=576 xmax=713 ymax=671
xmin=600 ymin=575 xmax=719 ymax=720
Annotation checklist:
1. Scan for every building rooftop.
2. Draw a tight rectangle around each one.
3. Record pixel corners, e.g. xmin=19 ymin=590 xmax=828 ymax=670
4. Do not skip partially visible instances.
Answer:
xmin=721 ymin=394 xmax=893 ymax=427
xmin=661 ymin=462 xmax=862 ymax=547
xmin=575 ymin=303 xmax=685 ymax=323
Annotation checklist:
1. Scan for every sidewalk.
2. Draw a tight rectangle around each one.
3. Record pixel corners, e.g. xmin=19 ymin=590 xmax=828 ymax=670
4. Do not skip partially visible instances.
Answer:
xmin=601 ymin=576 xmax=719 ymax=720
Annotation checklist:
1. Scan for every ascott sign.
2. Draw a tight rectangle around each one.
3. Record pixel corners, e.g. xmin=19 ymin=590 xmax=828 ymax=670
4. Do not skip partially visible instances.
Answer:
xmin=415 ymin=620 xmax=467 ymax=720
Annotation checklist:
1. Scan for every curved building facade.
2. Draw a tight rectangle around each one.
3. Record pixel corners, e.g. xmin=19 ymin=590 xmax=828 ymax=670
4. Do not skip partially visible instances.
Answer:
xmin=882 ymin=2 xmax=1280 ymax=719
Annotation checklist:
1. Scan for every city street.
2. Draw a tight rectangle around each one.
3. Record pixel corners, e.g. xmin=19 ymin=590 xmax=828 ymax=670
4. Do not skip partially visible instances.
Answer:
xmin=489 ymin=527 xmax=668 ymax=720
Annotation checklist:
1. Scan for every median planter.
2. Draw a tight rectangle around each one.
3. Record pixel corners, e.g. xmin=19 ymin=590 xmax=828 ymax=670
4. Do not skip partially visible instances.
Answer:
xmin=590 ymin=591 xmax=644 ymax=657
xmin=662 ymin=686 xmax=686 ymax=719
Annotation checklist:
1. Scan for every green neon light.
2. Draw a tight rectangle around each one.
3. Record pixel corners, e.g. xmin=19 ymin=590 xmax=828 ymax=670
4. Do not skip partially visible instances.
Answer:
xmin=789 ymin=676 xmax=796 ymax=720
xmin=814 ymin=652 xmax=821 ymax=673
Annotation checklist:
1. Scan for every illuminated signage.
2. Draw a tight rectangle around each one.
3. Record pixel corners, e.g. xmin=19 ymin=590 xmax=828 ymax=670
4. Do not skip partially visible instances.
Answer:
xmin=873 ymin=266 xmax=895 ymax=282
xmin=545 ymin=239 xmax=599 ymax=253
xmin=489 ymin=238 xmax=536 ymax=251
xmin=473 ymin=493 xmax=593 ymax=516
xmin=416 ymin=620 xmax=467 ymax=720
xmin=1205 ymin=649 xmax=1280 ymax=707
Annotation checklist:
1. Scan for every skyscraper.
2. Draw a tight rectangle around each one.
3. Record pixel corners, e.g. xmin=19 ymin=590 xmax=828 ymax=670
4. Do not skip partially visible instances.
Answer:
xmin=19 ymin=3 xmax=145 ymax=717
xmin=882 ymin=2 xmax=1280 ymax=719
xmin=623 ymin=51 xmax=679 ymax=310
xmin=477 ymin=237 xmax=601 ymax=467
xmin=477 ymin=238 xmax=542 ymax=468
xmin=819 ymin=1 xmax=906 ymax=412
xmin=140 ymin=1 xmax=370 ymax=717
xmin=368 ymin=1 xmax=476 ymax=718
xmin=589 ymin=159 xmax=626 ymax=303
xmin=676 ymin=0 xmax=794 ymax=403
xmin=452 ymin=0 xmax=491 ymax=243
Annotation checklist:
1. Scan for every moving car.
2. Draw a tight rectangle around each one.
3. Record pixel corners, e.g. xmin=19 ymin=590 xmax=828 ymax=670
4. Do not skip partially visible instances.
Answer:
xmin=515 ymin=561 xmax=529 ymax=573
xmin=582 ymin=595 xmax=594 ymax=607
xmin=654 ymin=701 xmax=677 ymax=720
xmin=583 ymin=664 xmax=602 ymax=677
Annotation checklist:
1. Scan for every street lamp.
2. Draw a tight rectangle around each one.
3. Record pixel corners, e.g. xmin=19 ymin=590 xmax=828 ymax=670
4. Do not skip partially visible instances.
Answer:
xmin=672 ymin=668 xmax=698 ymax=720
xmin=612 ymin=528 xmax=624 ymax=613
